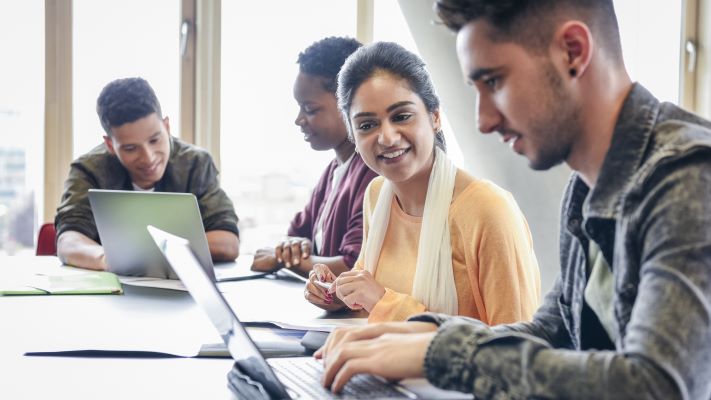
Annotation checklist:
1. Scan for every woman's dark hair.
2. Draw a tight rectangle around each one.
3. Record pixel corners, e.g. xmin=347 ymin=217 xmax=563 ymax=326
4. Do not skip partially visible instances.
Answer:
xmin=297 ymin=36 xmax=363 ymax=93
xmin=96 ymin=77 xmax=162 ymax=136
xmin=336 ymin=41 xmax=446 ymax=151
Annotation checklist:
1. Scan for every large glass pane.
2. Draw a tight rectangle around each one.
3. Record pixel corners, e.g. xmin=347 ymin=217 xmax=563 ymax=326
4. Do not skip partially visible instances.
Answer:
xmin=614 ymin=0 xmax=682 ymax=103
xmin=373 ymin=0 xmax=464 ymax=167
xmin=0 ymin=0 xmax=44 ymax=254
xmin=73 ymin=0 xmax=180 ymax=158
xmin=221 ymin=1 xmax=357 ymax=252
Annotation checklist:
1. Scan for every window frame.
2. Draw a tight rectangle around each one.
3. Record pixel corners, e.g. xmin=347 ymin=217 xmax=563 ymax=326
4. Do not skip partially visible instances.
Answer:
xmin=42 ymin=0 xmax=374 ymax=224
xmin=681 ymin=0 xmax=711 ymax=119
xmin=44 ymin=0 xmax=73 ymax=224
xmin=43 ymin=0 xmax=706 ymax=225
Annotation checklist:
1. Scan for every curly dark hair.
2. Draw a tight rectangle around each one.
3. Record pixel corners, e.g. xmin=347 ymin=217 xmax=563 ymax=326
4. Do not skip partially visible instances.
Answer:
xmin=96 ymin=77 xmax=162 ymax=136
xmin=297 ymin=36 xmax=363 ymax=93
xmin=337 ymin=42 xmax=446 ymax=151
xmin=435 ymin=0 xmax=621 ymax=57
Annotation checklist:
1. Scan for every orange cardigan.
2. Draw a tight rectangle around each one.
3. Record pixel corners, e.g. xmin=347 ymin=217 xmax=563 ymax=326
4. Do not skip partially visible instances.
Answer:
xmin=354 ymin=172 xmax=541 ymax=325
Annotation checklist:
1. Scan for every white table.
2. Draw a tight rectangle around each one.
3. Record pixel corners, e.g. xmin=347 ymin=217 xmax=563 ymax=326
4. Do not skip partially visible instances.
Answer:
xmin=1 ymin=257 xmax=241 ymax=398
xmin=0 ymin=256 xmax=470 ymax=399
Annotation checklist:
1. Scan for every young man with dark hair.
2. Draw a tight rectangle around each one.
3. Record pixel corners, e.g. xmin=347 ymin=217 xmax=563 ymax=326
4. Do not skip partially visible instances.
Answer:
xmin=315 ymin=1 xmax=711 ymax=398
xmin=56 ymin=77 xmax=240 ymax=271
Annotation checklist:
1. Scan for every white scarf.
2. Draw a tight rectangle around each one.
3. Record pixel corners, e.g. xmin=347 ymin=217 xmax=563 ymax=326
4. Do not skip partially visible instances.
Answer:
xmin=364 ymin=147 xmax=458 ymax=315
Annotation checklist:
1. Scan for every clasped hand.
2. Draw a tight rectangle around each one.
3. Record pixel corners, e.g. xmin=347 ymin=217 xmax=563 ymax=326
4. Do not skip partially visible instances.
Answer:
xmin=251 ymin=236 xmax=312 ymax=272
xmin=305 ymin=264 xmax=386 ymax=312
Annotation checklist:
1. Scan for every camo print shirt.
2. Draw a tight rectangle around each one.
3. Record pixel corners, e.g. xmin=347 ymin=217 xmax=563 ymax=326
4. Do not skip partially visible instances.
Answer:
xmin=410 ymin=84 xmax=711 ymax=400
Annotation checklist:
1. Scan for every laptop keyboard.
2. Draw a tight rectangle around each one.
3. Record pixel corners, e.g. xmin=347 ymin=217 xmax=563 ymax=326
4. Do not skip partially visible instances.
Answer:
xmin=268 ymin=357 xmax=414 ymax=399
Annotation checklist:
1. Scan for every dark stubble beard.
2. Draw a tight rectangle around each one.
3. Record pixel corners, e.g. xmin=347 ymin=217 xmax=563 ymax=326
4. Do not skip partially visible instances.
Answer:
xmin=526 ymin=61 xmax=582 ymax=171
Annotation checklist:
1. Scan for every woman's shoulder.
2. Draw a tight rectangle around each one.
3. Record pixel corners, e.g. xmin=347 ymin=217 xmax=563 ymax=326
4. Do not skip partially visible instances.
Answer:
xmin=450 ymin=170 xmax=519 ymax=219
xmin=452 ymin=168 xmax=475 ymax=199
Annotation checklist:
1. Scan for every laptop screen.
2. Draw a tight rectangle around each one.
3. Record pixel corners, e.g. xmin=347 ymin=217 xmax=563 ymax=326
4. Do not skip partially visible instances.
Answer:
xmin=148 ymin=226 xmax=290 ymax=399
xmin=89 ymin=190 xmax=215 ymax=280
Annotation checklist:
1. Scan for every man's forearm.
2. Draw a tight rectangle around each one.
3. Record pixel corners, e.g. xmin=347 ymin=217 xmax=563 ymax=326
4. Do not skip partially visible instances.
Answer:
xmin=206 ymin=230 xmax=239 ymax=261
xmin=56 ymin=231 xmax=107 ymax=270
xmin=424 ymin=318 xmax=680 ymax=399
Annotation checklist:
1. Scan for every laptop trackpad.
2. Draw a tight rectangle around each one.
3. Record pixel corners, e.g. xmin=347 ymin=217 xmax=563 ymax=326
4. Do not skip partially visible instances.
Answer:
xmin=300 ymin=330 xmax=329 ymax=352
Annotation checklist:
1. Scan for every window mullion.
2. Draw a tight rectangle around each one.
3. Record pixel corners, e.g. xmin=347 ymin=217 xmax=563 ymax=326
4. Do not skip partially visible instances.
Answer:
xmin=195 ymin=0 xmax=221 ymax=169
xmin=180 ymin=0 xmax=197 ymax=145
xmin=695 ymin=0 xmax=711 ymax=119
xmin=680 ymin=0 xmax=699 ymax=111
xmin=44 ymin=0 xmax=73 ymax=223
xmin=357 ymin=0 xmax=374 ymax=44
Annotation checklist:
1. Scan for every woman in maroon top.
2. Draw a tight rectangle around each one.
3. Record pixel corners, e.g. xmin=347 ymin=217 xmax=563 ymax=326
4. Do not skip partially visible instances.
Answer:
xmin=251 ymin=37 xmax=378 ymax=278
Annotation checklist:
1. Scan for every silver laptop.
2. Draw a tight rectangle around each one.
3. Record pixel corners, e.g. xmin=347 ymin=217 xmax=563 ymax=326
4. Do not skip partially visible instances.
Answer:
xmin=148 ymin=225 xmax=417 ymax=399
xmin=89 ymin=189 xmax=264 ymax=282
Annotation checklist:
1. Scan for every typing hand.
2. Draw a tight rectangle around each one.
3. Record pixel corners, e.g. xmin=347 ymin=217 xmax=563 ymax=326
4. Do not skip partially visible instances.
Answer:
xmin=275 ymin=237 xmax=312 ymax=268
xmin=314 ymin=322 xmax=437 ymax=361
xmin=319 ymin=329 xmax=437 ymax=393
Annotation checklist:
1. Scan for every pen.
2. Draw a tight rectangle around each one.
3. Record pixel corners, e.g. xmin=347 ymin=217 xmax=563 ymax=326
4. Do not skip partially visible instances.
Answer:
xmin=313 ymin=280 xmax=332 ymax=291
xmin=278 ymin=267 xmax=309 ymax=283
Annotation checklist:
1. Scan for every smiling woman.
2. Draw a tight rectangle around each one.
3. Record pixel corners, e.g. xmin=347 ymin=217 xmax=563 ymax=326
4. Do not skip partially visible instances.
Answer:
xmin=305 ymin=42 xmax=542 ymax=324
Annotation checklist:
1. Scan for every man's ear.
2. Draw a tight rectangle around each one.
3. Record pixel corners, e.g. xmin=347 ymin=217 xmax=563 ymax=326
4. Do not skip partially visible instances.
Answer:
xmin=554 ymin=21 xmax=593 ymax=79
xmin=103 ymin=135 xmax=116 ymax=155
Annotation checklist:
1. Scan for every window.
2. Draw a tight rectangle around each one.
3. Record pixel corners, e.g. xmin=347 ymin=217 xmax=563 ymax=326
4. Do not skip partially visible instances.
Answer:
xmin=0 ymin=0 xmax=44 ymax=254
xmin=73 ymin=0 xmax=180 ymax=158
xmin=221 ymin=1 xmax=357 ymax=252
xmin=373 ymin=0 xmax=464 ymax=167
xmin=614 ymin=0 xmax=683 ymax=103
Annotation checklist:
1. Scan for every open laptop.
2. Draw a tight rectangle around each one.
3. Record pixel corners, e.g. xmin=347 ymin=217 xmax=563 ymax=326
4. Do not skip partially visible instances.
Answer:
xmin=148 ymin=225 xmax=418 ymax=399
xmin=89 ymin=189 xmax=265 ymax=282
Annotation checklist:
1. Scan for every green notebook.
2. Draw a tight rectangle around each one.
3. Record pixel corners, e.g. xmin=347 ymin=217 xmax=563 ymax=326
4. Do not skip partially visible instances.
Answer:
xmin=0 ymin=270 xmax=123 ymax=296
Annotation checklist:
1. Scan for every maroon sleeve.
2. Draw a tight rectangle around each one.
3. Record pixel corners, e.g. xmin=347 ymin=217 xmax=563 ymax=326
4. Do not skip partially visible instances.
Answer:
xmin=287 ymin=160 xmax=337 ymax=239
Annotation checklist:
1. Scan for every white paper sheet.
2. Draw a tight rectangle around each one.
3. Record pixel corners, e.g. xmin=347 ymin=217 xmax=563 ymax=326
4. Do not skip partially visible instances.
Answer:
xmin=261 ymin=317 xmax=367 ymax=332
